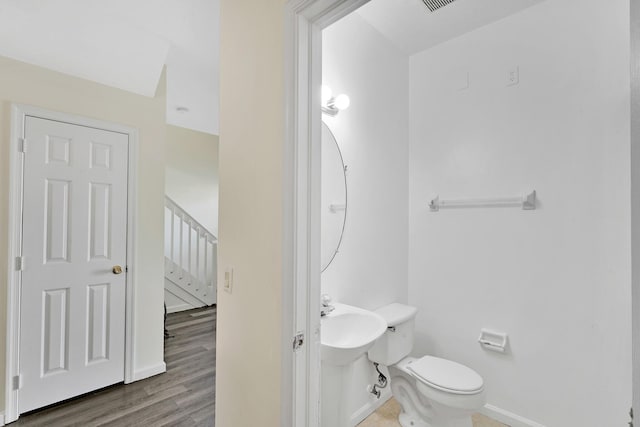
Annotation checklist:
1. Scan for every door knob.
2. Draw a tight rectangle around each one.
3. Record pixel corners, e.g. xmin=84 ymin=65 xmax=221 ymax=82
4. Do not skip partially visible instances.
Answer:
xmin=112 ymin=265 xmax=123 ymax=275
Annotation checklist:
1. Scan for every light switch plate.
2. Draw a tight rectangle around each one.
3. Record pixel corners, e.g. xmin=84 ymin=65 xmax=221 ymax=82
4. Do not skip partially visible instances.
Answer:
xmin=507 ymin=66 xmax=519 ymax=86
xmin=224 ymin=267 xmax=234 ymax=293
xmin=456 ymin=70 xmax=470 ymax=91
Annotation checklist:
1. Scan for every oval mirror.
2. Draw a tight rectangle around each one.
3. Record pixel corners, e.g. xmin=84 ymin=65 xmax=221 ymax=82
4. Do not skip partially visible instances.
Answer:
xmin=321 ymin=122 xmax=347 ymax=272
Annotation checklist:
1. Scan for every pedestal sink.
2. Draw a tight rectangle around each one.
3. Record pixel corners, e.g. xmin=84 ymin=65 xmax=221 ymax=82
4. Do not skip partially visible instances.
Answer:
xmin=320 ymin=303 xmax=387 ymax=427
xmin=321 ymin=303 xmax=387 ymax=366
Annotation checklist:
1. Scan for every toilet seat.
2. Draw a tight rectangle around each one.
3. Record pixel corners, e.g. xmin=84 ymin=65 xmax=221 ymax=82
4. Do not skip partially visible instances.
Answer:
xmin=407 ymin=356 xmax=484 ymax=395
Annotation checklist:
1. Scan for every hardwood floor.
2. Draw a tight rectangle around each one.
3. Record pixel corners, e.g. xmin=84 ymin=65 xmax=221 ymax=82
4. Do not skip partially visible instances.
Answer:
xmin=13 ymin=306 xmax=216 ymax=427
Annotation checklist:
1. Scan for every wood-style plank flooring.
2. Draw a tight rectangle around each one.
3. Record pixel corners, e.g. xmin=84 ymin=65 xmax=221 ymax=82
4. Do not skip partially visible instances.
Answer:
xmin=13 ymin=306 xmax=216 ymax=427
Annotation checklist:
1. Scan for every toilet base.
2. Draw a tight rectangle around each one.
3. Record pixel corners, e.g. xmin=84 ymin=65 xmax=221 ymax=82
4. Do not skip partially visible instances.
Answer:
xmin=398 ymin=411 xmax=430 ymax=427
xmin=398 ymin=409 xmax=473 ymax=427
xmin=398 ymin=411 xmax=472 ymax=427
xmin=390 ymin=357 xmax=482 ymax=427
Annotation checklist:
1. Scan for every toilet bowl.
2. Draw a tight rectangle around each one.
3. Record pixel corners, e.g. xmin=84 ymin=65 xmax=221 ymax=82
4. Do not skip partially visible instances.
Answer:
xmin=368 ymin=303 xmax=485 ymax=427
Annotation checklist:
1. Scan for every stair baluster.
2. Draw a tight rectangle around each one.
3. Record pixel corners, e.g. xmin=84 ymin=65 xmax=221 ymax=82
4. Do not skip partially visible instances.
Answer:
xmin=164 ymin=196 xmax=217 ymax=308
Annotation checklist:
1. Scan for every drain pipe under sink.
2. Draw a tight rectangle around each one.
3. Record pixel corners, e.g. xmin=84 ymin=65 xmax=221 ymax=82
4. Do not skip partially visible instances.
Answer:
xmin=367 ymin=362 xmax=388 ymax=398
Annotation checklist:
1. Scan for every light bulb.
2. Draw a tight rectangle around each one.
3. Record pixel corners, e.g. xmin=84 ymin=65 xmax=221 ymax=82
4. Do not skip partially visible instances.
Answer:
xmin=333 ymin=94 xmax=350 ymax=110
xmin=321 ymin=85 xmax=333 ymax=105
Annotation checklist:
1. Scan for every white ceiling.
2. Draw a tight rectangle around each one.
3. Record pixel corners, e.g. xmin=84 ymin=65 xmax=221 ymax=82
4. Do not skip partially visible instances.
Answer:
xmin=356 ymin=0 xmax=545 ymax=55
xmin=0 ymin=0 xmax=544 ymax=136
xmin=0 ymin=0 xmax=219 ymax=135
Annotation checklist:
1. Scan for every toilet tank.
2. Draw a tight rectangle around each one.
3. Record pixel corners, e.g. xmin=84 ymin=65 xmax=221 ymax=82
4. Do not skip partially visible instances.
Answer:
xmin=367 ymin=303 xmax=418 ymax=366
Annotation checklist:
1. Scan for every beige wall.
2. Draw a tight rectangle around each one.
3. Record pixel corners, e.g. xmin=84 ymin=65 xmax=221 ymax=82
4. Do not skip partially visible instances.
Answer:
xmin=0 ymin=56 xmax=166 ymax=406
xmin=216 ymin=0 xmax=286 ymax=425
xmin=165 ymin=125 xmax=219 ymax=234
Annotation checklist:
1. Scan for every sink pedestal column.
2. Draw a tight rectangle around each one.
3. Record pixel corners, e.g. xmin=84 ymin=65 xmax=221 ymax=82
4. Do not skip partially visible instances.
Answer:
xmin=321 ymin=361 xmax=355 ymax=427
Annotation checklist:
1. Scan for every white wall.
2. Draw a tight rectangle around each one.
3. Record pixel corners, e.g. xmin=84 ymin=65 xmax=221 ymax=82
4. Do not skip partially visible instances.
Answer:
xmin=321 ymin=12 xmax=409 ymax=425
xmin=408 ymin=0 xmax=631 ymax=425
xmin=165 ymin=125 xmax=219 ymax=235
xmin=322 ymin=12 xmax=409 ymax=311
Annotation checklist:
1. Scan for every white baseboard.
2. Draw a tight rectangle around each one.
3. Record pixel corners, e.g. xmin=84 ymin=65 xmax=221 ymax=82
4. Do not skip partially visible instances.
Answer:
xmin=166 ymin=302 xmax=194 ymax=313
xmin=350 ymin=389 xmax=392 ymax=426
xmin=131 ymin=362 xmax=167 ymax=382
xmin=481 ymin=404 xmax=547 ymax=427
xmin=0 ymin=411 xmax=5 ymax=426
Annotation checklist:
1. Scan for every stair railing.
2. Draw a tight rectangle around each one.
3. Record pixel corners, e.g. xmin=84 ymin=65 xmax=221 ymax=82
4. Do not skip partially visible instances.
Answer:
xmin=164 ymin=196 xmax=217 ymax=304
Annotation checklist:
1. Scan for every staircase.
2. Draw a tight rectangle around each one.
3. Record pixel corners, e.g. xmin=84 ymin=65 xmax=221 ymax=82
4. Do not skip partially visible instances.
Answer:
xmin=164 ymin=196 xmax=217 ymax=313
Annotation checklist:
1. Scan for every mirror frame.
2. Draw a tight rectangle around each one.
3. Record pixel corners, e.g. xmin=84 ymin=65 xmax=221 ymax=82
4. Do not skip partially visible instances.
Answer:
xmin=321 ymin=121 xmax=348 ymax=272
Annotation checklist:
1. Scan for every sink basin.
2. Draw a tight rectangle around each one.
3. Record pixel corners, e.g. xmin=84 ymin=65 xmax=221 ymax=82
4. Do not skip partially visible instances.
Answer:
xmin=321 ymin=303 xmax=387 ymax=366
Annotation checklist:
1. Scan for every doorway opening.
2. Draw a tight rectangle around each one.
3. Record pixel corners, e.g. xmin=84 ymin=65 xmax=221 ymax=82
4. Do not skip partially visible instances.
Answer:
xmin=286 ymin=1 xmax=631 ymax=427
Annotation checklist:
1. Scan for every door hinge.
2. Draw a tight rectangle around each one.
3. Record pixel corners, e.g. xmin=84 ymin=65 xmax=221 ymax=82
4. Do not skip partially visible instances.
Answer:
xmin=630 ymin=407 xmax=634 ymax=427
xmin=17 ymin=138 xmax=26 ymax=153
xmin=293 ymin=332 xmax=305 ymax=351
xmin=15 ymin=256 xmax=25 ymax=271
xmin=12 ymin=374 xmax=22 ymax=390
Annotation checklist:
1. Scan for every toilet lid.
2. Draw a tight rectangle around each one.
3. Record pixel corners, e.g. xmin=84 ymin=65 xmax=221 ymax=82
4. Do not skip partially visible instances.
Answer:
xmin=407 ymin=356 xmax=484 ymax=395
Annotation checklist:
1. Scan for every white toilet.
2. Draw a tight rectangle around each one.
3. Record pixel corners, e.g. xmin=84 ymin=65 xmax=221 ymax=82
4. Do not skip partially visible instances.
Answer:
xmin=367 ymin=303 xmax=486 ymax=427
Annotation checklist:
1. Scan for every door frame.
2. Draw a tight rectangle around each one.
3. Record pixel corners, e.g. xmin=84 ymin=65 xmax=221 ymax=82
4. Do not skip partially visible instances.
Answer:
xmin=5 ymin=104 xmax=139 ymax=423
xmin=284 ymin=2 xmax=640 ymax=425
xmin=633 ymin=0 xmax=640 ymax=416
xmin=282 ymin=1 xmax=369 ymax=425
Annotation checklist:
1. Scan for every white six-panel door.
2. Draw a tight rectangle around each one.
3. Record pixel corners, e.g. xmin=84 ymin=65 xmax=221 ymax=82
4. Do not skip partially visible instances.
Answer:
xmin=19 ymin=116 xmax=129 ymax=413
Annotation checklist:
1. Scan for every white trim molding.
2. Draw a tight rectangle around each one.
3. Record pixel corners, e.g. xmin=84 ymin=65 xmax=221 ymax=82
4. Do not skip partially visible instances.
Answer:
xmin=282 ymin=1 xmax=370 ymax=426
xmin=124 ymin=124 xmax=139 ymax=385
xmin=5 ymin=104 xmax=139 ymax=422
xmin=631 ymin=0 xmax=640 ymax=416
xmin=350 ymin=391 xmax=392 ymax=426
xmin=5 ymin=105 xmax=25 ymax=425
xmin=481 ymin=404 xmax=547 ymax=427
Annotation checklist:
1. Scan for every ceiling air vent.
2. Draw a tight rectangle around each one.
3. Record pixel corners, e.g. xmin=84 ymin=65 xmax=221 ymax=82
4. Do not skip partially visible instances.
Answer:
xmin=422 ymin=0 xmax=456 ymax=12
